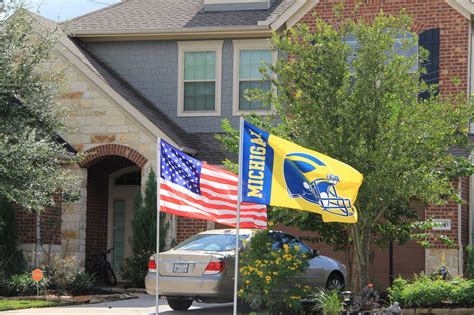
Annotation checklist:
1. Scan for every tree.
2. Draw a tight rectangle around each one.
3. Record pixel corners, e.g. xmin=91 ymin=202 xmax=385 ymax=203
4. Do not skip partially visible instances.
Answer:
xmin=121 ymin=169 xmax=168 ymax=287
xmin=0 ymin=5 xmax=78 ymax=213
xmin=218 ymin=10 xmax=473 ymax=291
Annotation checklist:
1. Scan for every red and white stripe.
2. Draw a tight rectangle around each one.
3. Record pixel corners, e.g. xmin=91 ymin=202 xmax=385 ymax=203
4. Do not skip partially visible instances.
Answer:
xmin=160 ymin=163 xmax=267 ymax=229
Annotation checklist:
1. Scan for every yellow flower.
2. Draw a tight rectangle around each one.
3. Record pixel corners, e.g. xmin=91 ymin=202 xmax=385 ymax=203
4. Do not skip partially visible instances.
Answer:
xmin=283 ymin=244 xmax=289 ymax=251
xmin=265 ymin=275 xmax=272 ymax=283
xmin=245 ymin=280 xmax=250 ymax=285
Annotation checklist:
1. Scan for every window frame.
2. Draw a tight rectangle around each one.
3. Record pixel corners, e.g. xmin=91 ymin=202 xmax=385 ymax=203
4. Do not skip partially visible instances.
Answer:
xmin=232 ymin=39 xmax=277 ymax=116
xmin=177 ymin=40 xmax=223 ymax=117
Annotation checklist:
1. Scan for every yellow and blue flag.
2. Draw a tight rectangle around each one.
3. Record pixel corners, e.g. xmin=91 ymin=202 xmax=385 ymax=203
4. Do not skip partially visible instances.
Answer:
xmin=241 ymin=121 xmax=363 ymax=223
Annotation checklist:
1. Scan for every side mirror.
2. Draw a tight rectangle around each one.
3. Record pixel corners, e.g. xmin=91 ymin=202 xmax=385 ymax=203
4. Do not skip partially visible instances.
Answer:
xmin=313 ymin=249 xmax=320 ymax=257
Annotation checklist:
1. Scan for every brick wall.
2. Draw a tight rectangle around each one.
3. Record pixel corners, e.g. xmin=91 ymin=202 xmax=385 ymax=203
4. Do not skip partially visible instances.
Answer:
xmin=424 ymin=177 xmax=470 ymax=250
xmin=176 ymin=217 xmax=208 ymax=243
xmin=16 ymin=208 xmax=35 ymax=244
xmin=85 ymin=156 xmax=135 ymax=259
xmin=301 ymin=0 xmax=469 ymax=95
xmin=16 ymin=205 xmax=62 ymax=245
xmin=297 ymin=0 xmax=470 ymax=280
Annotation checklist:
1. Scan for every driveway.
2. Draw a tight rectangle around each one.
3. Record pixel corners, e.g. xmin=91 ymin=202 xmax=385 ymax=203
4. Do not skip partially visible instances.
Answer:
xmin=1 ymin=294 xmax=237 ymax=315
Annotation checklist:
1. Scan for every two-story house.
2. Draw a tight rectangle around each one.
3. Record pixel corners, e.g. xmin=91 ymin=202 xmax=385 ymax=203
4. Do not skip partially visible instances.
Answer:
xmin=16 ymin=0 xmax=474 ymax=288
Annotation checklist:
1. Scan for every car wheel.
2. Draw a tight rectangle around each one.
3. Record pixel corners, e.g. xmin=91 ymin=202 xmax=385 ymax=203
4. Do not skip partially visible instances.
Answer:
xmin=167 ymin=297 xmax=193 ymax=311
xmin=326 ymin=272 xmax=344 ymax=291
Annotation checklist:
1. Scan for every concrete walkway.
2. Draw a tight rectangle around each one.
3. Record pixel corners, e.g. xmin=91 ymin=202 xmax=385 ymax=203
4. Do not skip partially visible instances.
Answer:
xmin=1 ymin=294 xmax=235 ymax=315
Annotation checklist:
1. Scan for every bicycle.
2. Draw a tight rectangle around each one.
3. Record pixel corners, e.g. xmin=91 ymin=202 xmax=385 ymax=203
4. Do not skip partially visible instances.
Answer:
xmin=85 ymin=248 xmax=117 ymax=286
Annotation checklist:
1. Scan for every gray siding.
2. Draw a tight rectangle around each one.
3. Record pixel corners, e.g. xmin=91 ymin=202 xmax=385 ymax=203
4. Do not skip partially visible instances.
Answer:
xmin=86 ymin=40 xmax=240 ymax=133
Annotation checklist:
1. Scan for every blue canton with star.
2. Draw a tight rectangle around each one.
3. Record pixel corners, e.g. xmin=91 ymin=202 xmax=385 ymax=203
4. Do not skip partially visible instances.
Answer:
xmin=160 ymin=140 xmax=202 ymax=195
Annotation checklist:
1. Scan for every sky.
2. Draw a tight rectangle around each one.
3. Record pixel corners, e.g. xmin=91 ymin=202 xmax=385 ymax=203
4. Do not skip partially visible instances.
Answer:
xmin=5 ymin=0 xmax=120 ymax=21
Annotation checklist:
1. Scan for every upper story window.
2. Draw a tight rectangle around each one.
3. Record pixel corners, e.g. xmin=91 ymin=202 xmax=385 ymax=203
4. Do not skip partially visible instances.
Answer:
xmin=178 ymin=41 xmax=223 ymax=117
xmin=345 ymin=31 xmax=418 ymax=73
xmin=233 ymin=39 xmax=276 ymax=116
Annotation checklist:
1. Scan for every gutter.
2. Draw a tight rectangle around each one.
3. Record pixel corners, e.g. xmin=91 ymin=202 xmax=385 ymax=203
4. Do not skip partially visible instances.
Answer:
xmin=68 ymin=25 xmax=271 ymax=37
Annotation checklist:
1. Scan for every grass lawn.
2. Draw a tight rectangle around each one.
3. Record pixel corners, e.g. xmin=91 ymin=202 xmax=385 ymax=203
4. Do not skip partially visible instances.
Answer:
xmin=0 ymin=300 xmax=63 ymax=311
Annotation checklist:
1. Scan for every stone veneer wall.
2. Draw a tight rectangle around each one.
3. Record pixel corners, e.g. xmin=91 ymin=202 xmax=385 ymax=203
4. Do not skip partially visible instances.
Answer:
xmin=38 ymin=53 xmax=160 ymax=266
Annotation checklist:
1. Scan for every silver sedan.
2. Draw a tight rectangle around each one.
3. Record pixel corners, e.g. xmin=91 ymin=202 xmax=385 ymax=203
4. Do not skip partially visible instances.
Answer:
xmin=145 ymin=229 xmax=347 ymax=311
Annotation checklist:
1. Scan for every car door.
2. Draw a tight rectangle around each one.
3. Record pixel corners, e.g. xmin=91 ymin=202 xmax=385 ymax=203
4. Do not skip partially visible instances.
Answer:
xmin=279 ymin=233 xmax=324 ymax=288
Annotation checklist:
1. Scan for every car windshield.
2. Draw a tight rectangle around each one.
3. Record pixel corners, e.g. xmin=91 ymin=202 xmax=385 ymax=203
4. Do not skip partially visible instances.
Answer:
xmin=173 ymin=233 xmax=251 ymax=252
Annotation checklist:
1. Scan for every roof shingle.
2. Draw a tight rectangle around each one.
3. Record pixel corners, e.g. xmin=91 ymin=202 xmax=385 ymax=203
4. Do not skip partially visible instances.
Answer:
xmin=67 ymin=0 xmax=295 ymax=34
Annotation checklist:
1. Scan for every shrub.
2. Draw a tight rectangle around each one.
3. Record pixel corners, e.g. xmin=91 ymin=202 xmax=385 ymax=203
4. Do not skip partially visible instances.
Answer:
xmin=389 ymin=274 xmax=458 ymax=308
xmin=404 ymin=277 xmax=452 ymax=307
xmin=466 ymin=245 xmax=474 ymax=279
xmin=0 ymin=199 xmax=26 ymax=277
xmin=48 ymin=256 xmax=79 ymax=293
xmin=387 ymin=277 xmax=407 ymax=304
xmin=121 ymin=252 xmax=149 ymax=288
xmin=0 ymin=271 xmax=10 ymax=295
xmin=450 ymin=279 xmax=474 ymax=305
xmin=238 ymin=229 xmax=310 ymax=312
xmin=68 ymin=272 xmax=95 ymax=295
xmin=7 ymin=273 xmax=48 ymax=296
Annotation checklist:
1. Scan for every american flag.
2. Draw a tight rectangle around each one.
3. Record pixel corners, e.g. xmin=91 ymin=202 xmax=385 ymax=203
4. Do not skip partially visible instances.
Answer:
xmin=159 ymin=139 xmax=267 ymax=229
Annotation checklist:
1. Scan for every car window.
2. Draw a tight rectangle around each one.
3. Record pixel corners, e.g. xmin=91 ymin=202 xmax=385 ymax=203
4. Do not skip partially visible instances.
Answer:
xmin=280 ymin=233 xmax=313 ymax=255
xmin=173 ymin=234 xmax=250 ymax=252
xmin=270 ymin=232 xmax=282 ymax=250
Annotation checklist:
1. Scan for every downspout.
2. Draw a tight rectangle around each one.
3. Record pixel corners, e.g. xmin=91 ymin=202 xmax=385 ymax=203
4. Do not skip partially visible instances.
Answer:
xmin=458 ymin=179 xmax=464 ymax=276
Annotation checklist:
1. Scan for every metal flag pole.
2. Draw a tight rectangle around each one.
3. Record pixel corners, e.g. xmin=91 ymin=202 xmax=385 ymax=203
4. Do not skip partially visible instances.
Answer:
xmin=233 ymin=116 xmax=245 ymax=315
xmin=155 ymin=138 xmax=162 ymax=315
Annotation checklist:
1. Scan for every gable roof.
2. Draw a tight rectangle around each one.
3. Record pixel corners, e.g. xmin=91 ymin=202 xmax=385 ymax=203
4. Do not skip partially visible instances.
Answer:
xmin=66 ymin=0 xmax=307 ymax=37
xmin=64 ymin=37 xmax=192 ymax=148
xmin=31 ymin=13 xmax=193 ymax=150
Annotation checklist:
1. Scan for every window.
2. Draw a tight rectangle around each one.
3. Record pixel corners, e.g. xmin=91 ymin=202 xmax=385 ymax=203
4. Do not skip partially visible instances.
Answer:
xmin=173 ymin=233 xmax=251 ymax=251
xmin=178 ymin=41 xmax=223 ymax=117
xmin=345 ymin=31 xmax=418 ymax=73
xmin=280 ymin=233 xmax=313 ymax=256
xmin=233 ymin=39 xmax=276 ymax=116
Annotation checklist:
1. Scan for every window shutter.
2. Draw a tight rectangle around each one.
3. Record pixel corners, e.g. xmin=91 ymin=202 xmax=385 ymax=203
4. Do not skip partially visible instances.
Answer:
xmin=419 ymin=28 xmax=440 ymax=99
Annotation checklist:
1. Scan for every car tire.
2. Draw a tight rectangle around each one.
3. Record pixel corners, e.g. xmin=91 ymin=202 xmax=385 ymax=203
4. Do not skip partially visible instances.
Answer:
xmin=167 ymin=297 xmax=193 ymax=311
xmin=325 ymin=272 xmax=345 ymax=291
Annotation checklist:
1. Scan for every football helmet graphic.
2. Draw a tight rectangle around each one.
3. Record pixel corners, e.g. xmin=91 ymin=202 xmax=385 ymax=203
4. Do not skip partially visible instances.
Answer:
xmin=283 ymin=152 xmax=354 ymax=217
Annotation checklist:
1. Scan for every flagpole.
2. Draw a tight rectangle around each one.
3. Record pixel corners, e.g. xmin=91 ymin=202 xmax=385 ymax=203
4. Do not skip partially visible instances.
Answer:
xmin=233 ymin=116 xmax=244 ymax=315
xmin=156 ymin=138 xmax=162 ymax=315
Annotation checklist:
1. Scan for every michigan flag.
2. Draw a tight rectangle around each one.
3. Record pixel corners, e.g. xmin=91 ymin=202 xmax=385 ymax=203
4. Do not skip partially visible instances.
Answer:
xmin=241 ymin=121 xmax=363 ymax=223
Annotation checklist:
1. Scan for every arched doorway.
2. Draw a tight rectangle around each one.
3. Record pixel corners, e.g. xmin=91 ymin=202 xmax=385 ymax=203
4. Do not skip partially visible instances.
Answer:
xmin=79 ymin=145 xmax=147 ymax=278
xmin=108 ymin=166 xmax=141 ymax=274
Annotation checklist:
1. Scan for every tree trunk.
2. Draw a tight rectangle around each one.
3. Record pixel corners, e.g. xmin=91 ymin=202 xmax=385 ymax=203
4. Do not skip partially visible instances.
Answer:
xmin=349 ymin=224 xmax=370 ymax=292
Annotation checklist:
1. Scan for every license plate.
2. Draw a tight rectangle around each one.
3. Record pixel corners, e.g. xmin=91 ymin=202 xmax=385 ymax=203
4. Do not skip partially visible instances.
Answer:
xmin=173 ymin=263 xmax=189 ymax=273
